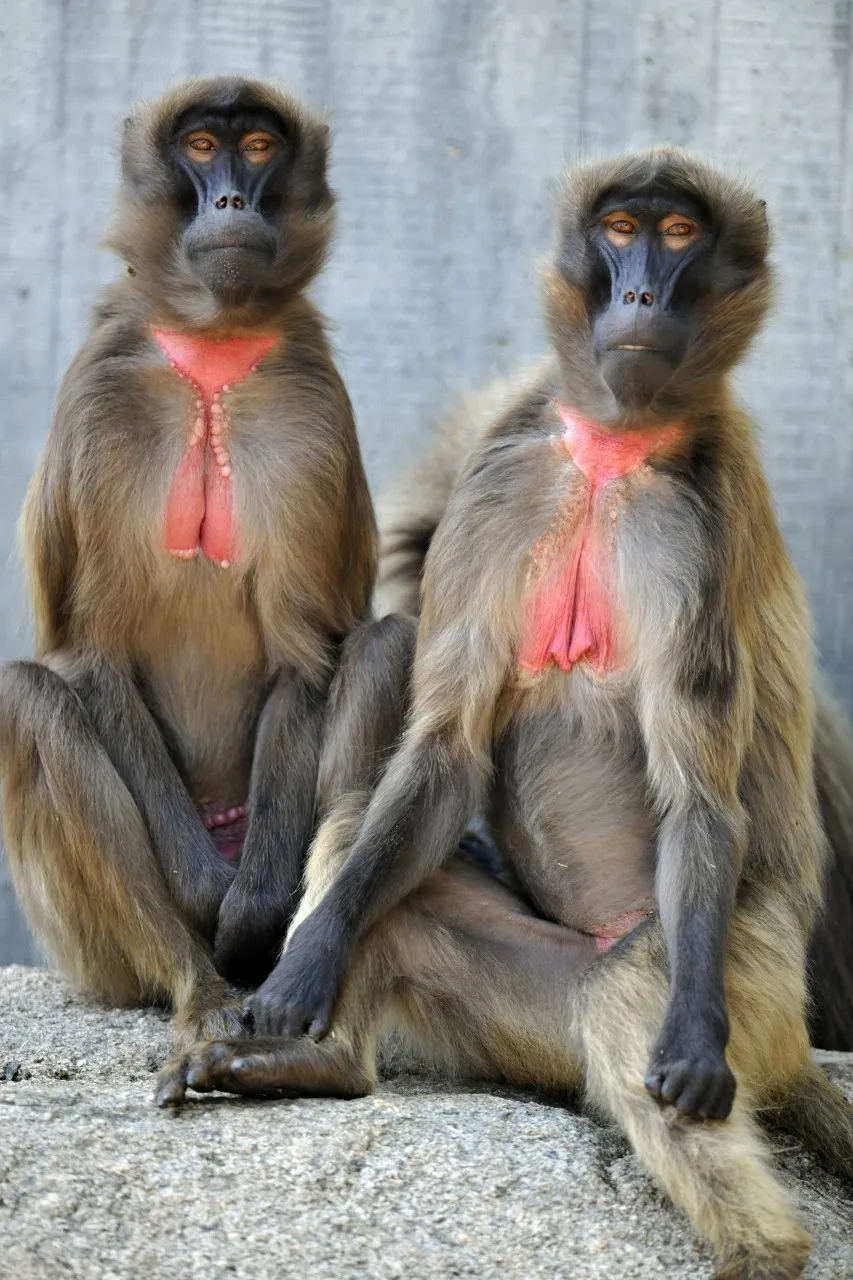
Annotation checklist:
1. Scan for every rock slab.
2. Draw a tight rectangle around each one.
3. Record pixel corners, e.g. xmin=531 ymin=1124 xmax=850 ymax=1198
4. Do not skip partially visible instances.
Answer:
xmin=1 ymin=966 xmax=852 ymax=1279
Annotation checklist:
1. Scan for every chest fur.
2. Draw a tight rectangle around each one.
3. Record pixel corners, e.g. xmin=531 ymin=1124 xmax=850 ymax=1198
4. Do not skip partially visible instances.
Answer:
xmin=152 ymin=328 xmax=278 ymax=567
xmin=518 ymin=412 xmax=683 ymax=675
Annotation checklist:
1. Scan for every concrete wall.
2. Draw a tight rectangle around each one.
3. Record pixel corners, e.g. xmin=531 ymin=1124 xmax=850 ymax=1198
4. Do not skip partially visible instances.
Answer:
xmin=1 ymin=0 xmax=851 ymax=961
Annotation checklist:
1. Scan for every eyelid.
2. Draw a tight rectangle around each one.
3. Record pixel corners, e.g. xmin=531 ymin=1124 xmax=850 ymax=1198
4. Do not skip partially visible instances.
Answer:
xmin=185 ymin=132 xmax=217 ymax=154
xmin=658 ymin=216 xmax=698 ymax=236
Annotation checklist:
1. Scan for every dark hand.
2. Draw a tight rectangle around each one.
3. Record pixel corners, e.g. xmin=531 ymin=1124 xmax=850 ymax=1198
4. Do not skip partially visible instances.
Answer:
xmin=213 ymin=877 xmax=291 ymax=988
xmin=185 ymin=854 xmax=236 ymax=941
xmin=243 ymin=915 xmax=344 ymax=1039
xmin=645 ymin=1018 xmax=736 ymax=1119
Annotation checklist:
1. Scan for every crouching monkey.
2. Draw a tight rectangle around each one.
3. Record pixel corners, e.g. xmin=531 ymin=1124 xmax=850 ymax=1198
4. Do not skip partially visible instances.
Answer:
xmin=163 ymin=149 xmax=853 ymax=1278
xmin=0 ymin=77 xmax=389 ymax=1049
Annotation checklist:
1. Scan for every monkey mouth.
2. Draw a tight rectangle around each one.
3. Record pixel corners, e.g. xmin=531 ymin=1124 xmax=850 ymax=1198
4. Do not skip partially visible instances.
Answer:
xmin=191 ymin=243 xmax=271 ymax=259
xmin=615 ymin=344 xmax=658 ymax=351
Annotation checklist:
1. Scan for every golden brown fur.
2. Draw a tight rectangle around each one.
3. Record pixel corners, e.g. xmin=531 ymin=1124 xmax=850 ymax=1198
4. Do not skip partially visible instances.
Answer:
xmin=0 ymin=77 xmax=376 ymax=1048
xmin=165 ymin=148 xmax=853 ymax=1279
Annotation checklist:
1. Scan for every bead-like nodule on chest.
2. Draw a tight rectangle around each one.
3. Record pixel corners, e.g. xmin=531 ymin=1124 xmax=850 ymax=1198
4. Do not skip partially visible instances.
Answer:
xmin=518 ymin=406 xmax=683 ymax=675
xmin=151 ymin=327 xmax=279 ymax=567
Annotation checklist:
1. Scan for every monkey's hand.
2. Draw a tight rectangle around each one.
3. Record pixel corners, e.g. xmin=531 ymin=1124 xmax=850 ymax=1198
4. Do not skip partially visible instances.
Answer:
xmin=213 ymin=877 xmax=292 ymax=989
xmin=243 ymin=913 xmax=345 ymax=1039
xmin=644 ymin=1017 xmax=736 ymax=1119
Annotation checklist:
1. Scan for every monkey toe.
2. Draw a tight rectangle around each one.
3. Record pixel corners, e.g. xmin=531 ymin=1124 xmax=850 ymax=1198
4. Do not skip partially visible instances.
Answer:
xmin=154 ymin=1056 xmax=191 ymax=1107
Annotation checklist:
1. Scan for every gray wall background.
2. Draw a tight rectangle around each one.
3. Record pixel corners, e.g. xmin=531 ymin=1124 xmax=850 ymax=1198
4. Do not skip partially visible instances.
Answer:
xmin=1 ymin=0 xmax=852 ymax=962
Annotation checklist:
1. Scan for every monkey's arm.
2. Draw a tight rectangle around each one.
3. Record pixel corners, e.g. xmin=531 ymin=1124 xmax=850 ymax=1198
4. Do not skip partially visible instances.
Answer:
xmin=213 ymin=668 xmax=328 ymax=986
xmin=638 ymin=613 xmax=752 ymax=1119
xmin=246 ymin=623 xmax=506 ymax=1037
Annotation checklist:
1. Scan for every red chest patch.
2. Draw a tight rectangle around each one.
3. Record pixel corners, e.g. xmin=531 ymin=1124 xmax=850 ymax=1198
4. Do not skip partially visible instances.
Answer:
xmin=518 ymin=406 xmax=683 ymax=674
xmin=151 ymin=328 xmax=278 ymax=566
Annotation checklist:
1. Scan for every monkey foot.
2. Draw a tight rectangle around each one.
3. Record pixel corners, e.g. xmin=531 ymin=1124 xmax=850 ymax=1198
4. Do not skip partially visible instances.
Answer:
xmin=154 ymin=1035 xmax=372 ymax=1107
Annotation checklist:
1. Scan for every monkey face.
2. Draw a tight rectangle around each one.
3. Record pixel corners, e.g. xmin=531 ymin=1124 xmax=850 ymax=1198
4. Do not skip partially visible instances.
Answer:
xmin=586 ymin=183 xmax=713 ymax=411
xmin=172 ymin=111 xmax=287 ymax=302
xmin=544 ymin=148 xmax=771 ymax=426
xmin=113 ymin=79 xmax=335 ymax=329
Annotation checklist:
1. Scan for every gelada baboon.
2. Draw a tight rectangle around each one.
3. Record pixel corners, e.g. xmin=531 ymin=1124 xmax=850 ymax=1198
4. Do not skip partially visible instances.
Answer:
xmin=165 ymin=148 xmax=853 ymax=1279
xmin=0 ymin=76 xmax=385 ymax=1048
xmin=376 ymin=388 xmax=853 ymax=1058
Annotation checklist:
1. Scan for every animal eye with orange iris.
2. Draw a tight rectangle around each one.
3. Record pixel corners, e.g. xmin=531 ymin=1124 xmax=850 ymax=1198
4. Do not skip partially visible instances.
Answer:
xmin=664 ymin=222 xmax=693 ymax=237
xmin=609 ymin=219 xmax=635 ymax=234
xmin=242 ymin=133 xmax=276 ymax=161
xmin=183 ymin=132 xmax=217 ymax=159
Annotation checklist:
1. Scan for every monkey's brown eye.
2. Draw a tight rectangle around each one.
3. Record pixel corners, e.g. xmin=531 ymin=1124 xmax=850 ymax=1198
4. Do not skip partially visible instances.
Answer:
xmin=183 ymin=132 xmax=218 ymax=160
xmin=241 ymin=132 xmax=277 ymax=162
xmin=659 ymin=214 xmax=700 ymax=245
xmin=602 ymin=213 xmax=639 ymax=244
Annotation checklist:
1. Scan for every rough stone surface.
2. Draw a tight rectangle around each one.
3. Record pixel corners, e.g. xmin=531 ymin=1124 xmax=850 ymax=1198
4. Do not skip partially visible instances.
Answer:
xmin=1 ymin=967 xmax=852 ymax=1279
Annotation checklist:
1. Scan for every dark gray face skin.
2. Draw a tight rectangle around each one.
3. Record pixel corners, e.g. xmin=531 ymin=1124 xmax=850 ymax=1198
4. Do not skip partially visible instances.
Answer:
xmin=587 ymin=182 xmax=714 ymax=411
xmin=171 ymin=109 xmax=291 ymax=303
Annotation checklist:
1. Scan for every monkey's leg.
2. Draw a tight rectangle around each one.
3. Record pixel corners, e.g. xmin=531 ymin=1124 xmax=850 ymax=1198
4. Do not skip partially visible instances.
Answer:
xmin=0 ymin=660 xmax=243 ymax=1049
xmin=161 ymin=871 xmax=809 ymax=1278
xmin=156 ymin=614 xmax=415 ymax=1100
xmin=47 ymin=651 xmax=234 ymax=936
xmin=214 ymin=666 xmax=329 ymax=987
xmin=576 ymin=923 xmax=811 ymax=1280
xmin=244 ymin=613 xmax=416 ymax=1034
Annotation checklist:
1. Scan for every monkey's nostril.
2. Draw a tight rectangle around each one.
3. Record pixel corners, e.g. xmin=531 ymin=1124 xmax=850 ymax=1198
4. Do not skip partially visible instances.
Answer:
xmin=623 ymin=290 xmax=636 ymax=304
xmin=231 ymin=195 xmax=246 ymax=210
xmin=215 ymin=195 xmax=228 ymax=210
xmin=640 ymin=291 xmax=654 ymax=306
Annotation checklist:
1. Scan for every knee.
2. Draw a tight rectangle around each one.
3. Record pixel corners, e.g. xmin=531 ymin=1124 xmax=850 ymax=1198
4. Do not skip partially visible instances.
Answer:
xmin=0 ymin=659 xmax=81 ymax=759
xmin=339 ymin=614 xmax=416 ymax=694
xmin=344 ymin=614 xmax=416 ymax=665
xmin=0 ymin=660 xmax=46 ymax=744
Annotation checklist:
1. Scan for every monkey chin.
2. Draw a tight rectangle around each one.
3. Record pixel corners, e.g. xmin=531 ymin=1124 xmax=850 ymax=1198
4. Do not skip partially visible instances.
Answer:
xmin=190 ymin=247 xmax=273 ymax=305
xmin=599 ymin=349 xmax=675 ymax=415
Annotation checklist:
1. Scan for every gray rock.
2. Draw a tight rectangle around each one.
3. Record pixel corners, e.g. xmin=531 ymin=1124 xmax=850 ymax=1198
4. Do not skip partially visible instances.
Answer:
xmin=1 ymin=965 xmax=851 ymax=1279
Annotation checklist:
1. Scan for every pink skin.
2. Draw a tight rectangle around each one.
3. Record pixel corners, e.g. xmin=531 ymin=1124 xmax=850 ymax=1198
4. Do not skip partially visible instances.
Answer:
xmin=151 ymin=329 xmax=278 ymax=566
xmin=199 ymin=801 xmax=249 ymax=862
xmin=591 ymin=907 xmax=652 ymax=951
xmin=519 ymin=405 xmax=683 ymax=674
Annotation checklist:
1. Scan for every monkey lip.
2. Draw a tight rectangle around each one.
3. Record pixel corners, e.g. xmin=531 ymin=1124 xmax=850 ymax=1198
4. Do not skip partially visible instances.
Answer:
xmin=615 ymin=344 xmax=659 ymax=352
xmin=191 ymin=243 xmax=271 ymax=257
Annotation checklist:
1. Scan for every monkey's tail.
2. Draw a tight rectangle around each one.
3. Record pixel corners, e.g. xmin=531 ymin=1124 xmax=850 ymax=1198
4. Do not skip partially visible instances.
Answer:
xmin=769 ymin=1060 xmax=853 ymax=1182
xmin=809 ymin=679 xmax=853 ymax=1051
